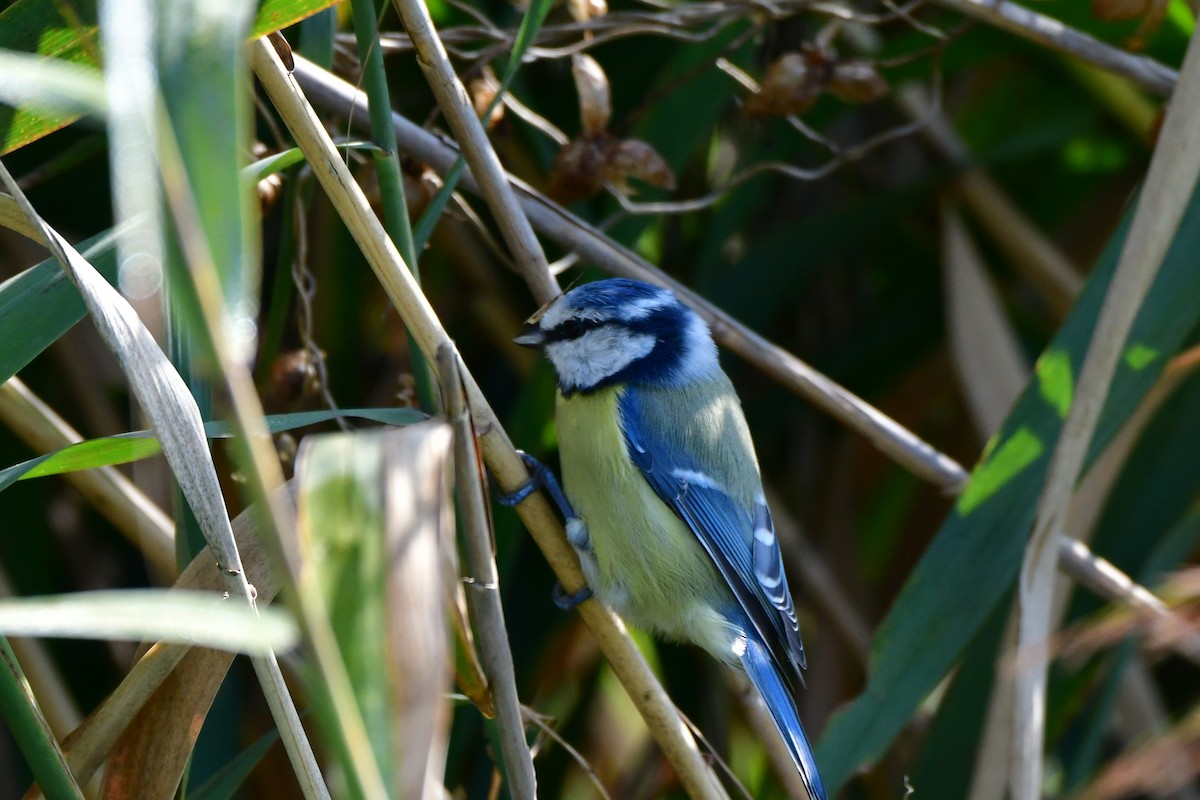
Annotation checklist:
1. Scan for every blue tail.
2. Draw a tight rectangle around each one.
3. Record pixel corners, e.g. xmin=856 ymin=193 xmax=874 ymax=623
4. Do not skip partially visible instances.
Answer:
xmin=741 ymin=633 xmax=828 ymax=800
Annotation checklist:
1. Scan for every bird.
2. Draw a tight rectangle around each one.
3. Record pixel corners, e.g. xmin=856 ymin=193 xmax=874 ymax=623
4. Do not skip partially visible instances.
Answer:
xmin=510 ymin=277 xmax=827 ymax=800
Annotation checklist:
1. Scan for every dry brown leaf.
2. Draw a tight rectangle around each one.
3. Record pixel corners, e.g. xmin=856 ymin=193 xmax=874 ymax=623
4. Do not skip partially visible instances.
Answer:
xmin=22 ymin=489 xmax=291 ymax=800
xmin=1082 ymin=705 xmax=1200 ymax=800
xmin=1127 ymin=0 xmax=1169 ymax=51
xmin=100 ymin=648 xmax=238 ymax=800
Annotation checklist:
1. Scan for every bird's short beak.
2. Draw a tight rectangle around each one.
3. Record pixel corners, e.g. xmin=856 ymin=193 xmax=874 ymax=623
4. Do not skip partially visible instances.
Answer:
xmin=514 ymin=322 xmax=546 ymax=348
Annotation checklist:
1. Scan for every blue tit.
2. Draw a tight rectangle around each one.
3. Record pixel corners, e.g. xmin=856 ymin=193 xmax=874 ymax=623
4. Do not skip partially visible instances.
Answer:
xmin=514 ymin=277 xmax=826 ymax=800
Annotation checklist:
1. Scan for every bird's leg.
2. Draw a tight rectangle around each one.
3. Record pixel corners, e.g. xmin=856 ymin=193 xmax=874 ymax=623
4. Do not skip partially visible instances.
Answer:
xmin=496 ymin=452 xmax=594 ymax=610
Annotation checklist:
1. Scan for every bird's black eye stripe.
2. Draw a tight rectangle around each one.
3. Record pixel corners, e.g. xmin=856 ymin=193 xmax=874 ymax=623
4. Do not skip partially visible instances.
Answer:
xmin=546 ymin=318 xmax=608 ymax=342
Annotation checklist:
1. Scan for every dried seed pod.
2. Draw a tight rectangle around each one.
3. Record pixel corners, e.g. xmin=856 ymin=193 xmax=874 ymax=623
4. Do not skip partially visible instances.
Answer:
xmin=266 ymin=349 xmax=320 ymax=406
xmin=546 ymin=133 xmax=612 ymax=204
xmin=251 ymin=142 xmax=283 ymax=210
xmin=745 ymin=51 xmax=828 ymax=116
xmin=572 ymin=54 xmax=612 ymax=133
xmin=568 ymin=0 xmax=607 ymax=21
xmin=828 ymin=61 xmax=889 ymax=104
xmin=604 ymin=139 xmax=676 ymax=194
xmin=256 ymin=172 xmax=284 ymax=210
xmin=268 ymin=31 xmax=295 ymax=72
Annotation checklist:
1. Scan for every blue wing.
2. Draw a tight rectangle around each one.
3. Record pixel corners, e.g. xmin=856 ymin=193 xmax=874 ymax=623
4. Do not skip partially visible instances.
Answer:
xmin=618 ymin=388 xmax=806 ymax=683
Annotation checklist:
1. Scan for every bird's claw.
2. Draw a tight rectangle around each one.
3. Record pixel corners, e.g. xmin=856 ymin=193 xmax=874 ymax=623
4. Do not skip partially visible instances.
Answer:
xmin=495 ymin=476 xmax=537 ymax=507
xmin=495 ymin=451 xmax=577 ymax=521
xmin=552 ymin=582 xmax=593 ymax=611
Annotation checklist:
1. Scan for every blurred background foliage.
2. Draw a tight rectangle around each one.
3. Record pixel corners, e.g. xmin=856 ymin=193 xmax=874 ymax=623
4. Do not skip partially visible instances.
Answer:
xmin=0 ymin=0 xmax=1197 ymax=797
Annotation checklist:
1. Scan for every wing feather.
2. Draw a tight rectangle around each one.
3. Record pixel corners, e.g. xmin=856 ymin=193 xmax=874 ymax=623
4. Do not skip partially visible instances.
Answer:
xmin=618 ymin=389 xmax=806 ymax=683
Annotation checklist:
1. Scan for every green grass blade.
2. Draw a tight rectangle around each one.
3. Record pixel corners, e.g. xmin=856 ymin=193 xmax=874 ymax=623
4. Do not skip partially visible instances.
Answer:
xmin=0 ymin=591 xmax=298 ymax=653
xmin=295 ymin=431 xmax=394 ymax=800
xmin=158 ymin=0 xmax=258 ymax=358
xmin=0 ymin=637 xmax=84 ymax=800
xmin=0 ymin=407 xmax=427 ymax=488
xmin=0 ymin=229 xmax=118 ymax=383
xmin=250 ymin=0 xmax=340 ymax=39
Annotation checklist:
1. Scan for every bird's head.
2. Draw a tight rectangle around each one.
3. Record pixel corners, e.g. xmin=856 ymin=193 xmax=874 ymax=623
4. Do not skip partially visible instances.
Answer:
xmin=515 ymin=278 xmax=720 ymax=395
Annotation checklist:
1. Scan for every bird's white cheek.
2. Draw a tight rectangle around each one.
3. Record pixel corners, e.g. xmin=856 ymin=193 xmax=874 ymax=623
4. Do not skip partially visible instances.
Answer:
xmin=545 ymin=329 xmax=657 ymax=390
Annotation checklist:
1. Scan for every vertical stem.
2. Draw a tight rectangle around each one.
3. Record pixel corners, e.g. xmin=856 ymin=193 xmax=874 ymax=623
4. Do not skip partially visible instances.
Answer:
xmin=438 ymin=346 xmax=538 ymax=799
xmin=1011 ymin=27 xmax=1200 ymax=800
xmin=348 ymin=0 xmax=436 ymax=411
xmin=349 ymin=0 xmax=417 ymax=273
xmin=387 ymin=0 xmax=560 ymax=306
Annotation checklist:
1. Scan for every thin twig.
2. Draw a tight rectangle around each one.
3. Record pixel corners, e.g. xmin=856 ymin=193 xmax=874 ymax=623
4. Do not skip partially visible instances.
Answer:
xmin=520 ymin=705 xmax=614 ymax=800
xmin=388 ymin=0 xmax=558 ymax=305
xmin=289 ymin=190 xmax=346 ymax=428
xmin=501 ymin=92 xmax=570 ymax=146
xmin=292 ymin=57 xmax=970 ymax=492
xmin=448 ymin=191 xmax=519 ymax=271
xmin=1011 ymin=28 xmax=1200 ymax=800
xmin=1058 ymin=539 xmax=1200 ymax=667
xmin=838 ymin=22 xmax=1084 ymax=318
xmin=927 ymin=0 xmax=1177 ymax=96
xmin=611 ymin=57 xmax=943 ymax=216
xmin=674 ymin=705 xmax=756 ymax=800
xmin=251 ymin=39 xmax=731 ymax=800
xmin=368 ymin=0 xmax=978 ymax=61
xmin=438 ymin=346 xmax=538 ymax=800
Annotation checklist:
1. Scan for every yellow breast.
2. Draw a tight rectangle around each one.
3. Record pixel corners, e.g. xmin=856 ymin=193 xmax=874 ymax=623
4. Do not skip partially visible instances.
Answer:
xmin=555 ymin=386 xmax=736 ymax=657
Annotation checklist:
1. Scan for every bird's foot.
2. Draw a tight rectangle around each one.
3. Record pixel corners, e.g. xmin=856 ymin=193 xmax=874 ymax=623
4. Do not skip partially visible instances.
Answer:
xmin=495 ymin=451 xmax=577 ymax=521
